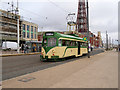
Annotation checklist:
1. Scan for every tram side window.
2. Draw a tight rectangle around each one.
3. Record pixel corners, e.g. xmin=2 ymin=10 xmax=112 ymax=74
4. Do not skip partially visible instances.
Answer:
xmin=62 ymin=40 xmax=77 ymax=46
xmin=81 ymin=42 xmax=87 ymax=47
xmin=75 ymin=41 xmax=78 ymax=46
xmin=70 ymin=41 xmax=76 ymax=46
xmin=58 ymin=39 xmax=62 ymax=46
xmin=62 ymin=40 xmax=66 ymax=46
xmin=66 ymin=40 xmax=70 ymax=46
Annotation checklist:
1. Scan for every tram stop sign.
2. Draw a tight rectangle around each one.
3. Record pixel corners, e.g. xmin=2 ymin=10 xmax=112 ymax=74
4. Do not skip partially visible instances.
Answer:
xmin=83 ymin=37 xmax=87 ymax=41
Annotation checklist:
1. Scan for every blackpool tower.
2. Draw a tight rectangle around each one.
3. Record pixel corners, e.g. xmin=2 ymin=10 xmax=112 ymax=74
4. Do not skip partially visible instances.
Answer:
xmin=76 ymin=0 xmax=88 ymax=33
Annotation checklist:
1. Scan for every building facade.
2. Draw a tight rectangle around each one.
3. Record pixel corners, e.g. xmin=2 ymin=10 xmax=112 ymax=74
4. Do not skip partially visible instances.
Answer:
xmin=0 ymin=9 xmax=21 ymax=46
xmin=21 ymin=20 xmax=38 ymax=44
xmin=0 ymin=9 xmax=38 ymax=47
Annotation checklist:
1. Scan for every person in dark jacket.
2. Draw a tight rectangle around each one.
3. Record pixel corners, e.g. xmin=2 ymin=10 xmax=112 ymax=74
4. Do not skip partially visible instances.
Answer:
xmin=26 ymin=45 xmax=29 ymax=53
xmin=21 ymin=44 xmax=24 ymax=53
xmin=32 ymin=45 xmax=35 ymax=52
xmin=24 ymin=44 xmax=26 ymax=53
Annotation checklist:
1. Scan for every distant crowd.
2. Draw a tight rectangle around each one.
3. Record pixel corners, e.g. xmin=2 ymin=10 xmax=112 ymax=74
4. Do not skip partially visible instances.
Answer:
xmin=21 ymin=44 xmax=41 ymax=53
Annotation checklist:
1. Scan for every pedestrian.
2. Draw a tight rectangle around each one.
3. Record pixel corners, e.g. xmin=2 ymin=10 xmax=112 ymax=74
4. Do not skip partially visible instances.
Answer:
xmin=32 ymin=45 xmax=35 ymax=52
xmin=26 ymin=45 xmax=29 ymax=53
xmin=39 ymin=45 xmax=41 ymax=52
xmin=24 ymin=44 xmax=26 ymax=53
xmin=21 ymin=44 xmax=24 ymax=53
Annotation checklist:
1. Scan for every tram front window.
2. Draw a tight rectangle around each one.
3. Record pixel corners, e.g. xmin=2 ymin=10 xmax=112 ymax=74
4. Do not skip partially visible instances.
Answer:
xmin=48 ymin=38 xmax=56 ymax=47
xmin=43 ymin=38 xmax=47 ymax=47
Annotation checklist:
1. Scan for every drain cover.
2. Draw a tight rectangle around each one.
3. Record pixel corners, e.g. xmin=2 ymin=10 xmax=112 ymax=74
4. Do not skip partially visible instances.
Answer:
xmin=18 ymin=77 xmax=36 ymax=82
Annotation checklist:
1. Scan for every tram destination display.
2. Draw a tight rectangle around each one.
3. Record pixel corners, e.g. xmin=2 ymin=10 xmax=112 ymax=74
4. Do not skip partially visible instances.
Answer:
xmin=45 ymin=32 xmax=54 ymax=36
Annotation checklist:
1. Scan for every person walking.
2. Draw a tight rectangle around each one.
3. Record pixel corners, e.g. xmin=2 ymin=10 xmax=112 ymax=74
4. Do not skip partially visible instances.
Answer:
xmin=21 ymin=44 xmax=24 ymax=53
xmin=26 ymin=45 xmax=29 ymax=53
xmin=32 ymin=45 xmax=35 ymax=52
xmin=39 ymin=45 xmax=41 ymax=52
xmin=24 ymin=44 xmax=26 ymax=53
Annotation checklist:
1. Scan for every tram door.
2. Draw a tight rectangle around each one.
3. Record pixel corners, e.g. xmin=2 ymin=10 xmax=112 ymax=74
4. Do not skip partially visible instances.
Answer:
xmin=78 ymin=42 xmax=80 ymax=55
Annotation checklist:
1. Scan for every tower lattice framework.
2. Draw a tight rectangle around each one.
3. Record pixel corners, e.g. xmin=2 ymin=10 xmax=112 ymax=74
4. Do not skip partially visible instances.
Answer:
xmin=76 ymin=0 xmax=87 ymax=33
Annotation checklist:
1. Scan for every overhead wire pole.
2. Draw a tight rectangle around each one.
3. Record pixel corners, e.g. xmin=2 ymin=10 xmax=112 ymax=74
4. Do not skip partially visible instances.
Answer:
xmin=112 ymin=39 xmax=114 ymax=48
xmin=106 ymin=31 xmax=108 ymax=50
xmin=87 ymin=0 xmax=90 ymax=58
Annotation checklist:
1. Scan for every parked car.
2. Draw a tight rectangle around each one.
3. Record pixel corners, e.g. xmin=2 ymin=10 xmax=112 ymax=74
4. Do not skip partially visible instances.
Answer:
xmin=2 ymin=41 xmax=18 ymax=50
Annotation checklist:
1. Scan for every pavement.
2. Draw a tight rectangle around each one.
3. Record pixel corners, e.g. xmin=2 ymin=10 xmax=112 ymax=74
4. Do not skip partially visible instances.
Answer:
xmin=2 ymin=51 xmax=118 ymax=88
xmin=0 ymin=50 xmax=40 ymax=57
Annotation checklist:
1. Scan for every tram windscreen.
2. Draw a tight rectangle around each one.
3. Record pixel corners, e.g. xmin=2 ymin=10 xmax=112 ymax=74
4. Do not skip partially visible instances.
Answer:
xmin=48 ymin=38 xmax=56 ymax=47
xmin=43 ymin=38 xmax=47 ymax=47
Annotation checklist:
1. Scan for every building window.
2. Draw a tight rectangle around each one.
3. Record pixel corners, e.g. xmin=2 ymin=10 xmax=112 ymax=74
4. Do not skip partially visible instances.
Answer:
xmin=80 ymin=25 xmax=83 ymax=28
xmin=27 ymin=25 xmax=29 ymax=31
xmin=27 ymin=32 xmax=29 ymax=38
xmin=34 ymin=27 xmax=36 ymax=39
xmin=31 ymin=26 xmax=33 ymax=39
xmin=23 ymin=24 xmax=25 ymax=30
xmin=34 ymin=27 xmax=36 ymax=32
xmin=31 ymin=33 xmax=33 ymax=39
xmin=80 ymin=19 xmax=83 ymax=23
xmin=27 ymin=25 xmax=29 ymax=38
xmin=23 ymin=24 xmax=26 ymax=38
xmin=23 ymin=32 xmax=25 ymax=38
xmin=31 ymin=26 xmax=33 ymax=32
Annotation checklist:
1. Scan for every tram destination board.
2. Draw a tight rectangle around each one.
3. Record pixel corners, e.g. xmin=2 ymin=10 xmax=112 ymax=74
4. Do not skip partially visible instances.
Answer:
xmin=45 ymin=32 xmax=54 ymax=36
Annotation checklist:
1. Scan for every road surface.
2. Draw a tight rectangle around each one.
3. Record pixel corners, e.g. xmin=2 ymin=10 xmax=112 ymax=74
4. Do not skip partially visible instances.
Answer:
xmin=2 ymin=49 xmax=104 ymax=80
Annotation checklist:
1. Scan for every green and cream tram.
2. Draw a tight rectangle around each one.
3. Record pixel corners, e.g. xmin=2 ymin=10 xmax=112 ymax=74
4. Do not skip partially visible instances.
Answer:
xmin=40 ymin=32 xmax=88 ymax=60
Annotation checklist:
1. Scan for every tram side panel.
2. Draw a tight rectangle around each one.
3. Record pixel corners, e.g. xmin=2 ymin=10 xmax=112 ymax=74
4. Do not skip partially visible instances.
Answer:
xmin=46 ymin=46 xmax=67 ymax=58
xmin=64 ymin=47 xmax=78 ymax=57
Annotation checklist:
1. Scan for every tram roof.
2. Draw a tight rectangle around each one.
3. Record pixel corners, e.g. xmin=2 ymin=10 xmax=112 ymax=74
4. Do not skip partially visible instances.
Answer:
xmin=44 ymin=32 xmax=87 ymax=42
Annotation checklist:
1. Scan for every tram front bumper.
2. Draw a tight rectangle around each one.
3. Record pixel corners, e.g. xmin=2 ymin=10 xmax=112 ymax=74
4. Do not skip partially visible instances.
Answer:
xmin=51 ymin=56 xmax=59 ymax=59
xmin=40 ymin=55 xmax=59 ymax=59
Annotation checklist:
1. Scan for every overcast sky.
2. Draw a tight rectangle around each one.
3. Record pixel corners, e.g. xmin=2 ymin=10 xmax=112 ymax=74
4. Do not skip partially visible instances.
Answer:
xmin=0 ymin=0 xmax=119 ymax=44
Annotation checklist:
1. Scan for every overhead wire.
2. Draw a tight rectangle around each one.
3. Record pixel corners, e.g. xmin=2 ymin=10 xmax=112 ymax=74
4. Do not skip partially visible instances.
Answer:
xmin=47 ymin=0 xmax=70 ymax=14
xmin=1 ymin=1 xmax=73 ymax=30
xmin=2 ymin=2 xmax=47 ymax=20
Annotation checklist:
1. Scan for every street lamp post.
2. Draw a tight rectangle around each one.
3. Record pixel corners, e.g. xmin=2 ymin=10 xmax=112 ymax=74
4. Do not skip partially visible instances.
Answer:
xmin=87 ymin=0 xmax=90 ymax=58
xmin=106 ymin=31 xmax=108 ymax=51
xmin=16 ymin=0 xmax=20 ymax=53
xmin=92 ymin=32 xmax=96 ymax=48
